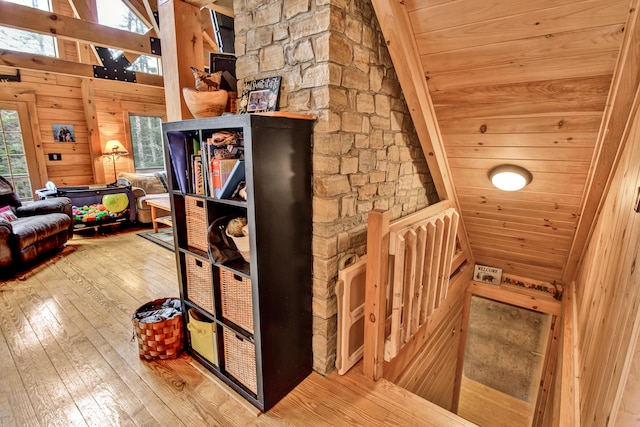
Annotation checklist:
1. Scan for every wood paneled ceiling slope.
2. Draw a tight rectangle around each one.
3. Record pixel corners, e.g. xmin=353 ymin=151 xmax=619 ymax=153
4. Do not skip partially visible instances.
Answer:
xmin=372 ymin=0 xmax=640 ymax=285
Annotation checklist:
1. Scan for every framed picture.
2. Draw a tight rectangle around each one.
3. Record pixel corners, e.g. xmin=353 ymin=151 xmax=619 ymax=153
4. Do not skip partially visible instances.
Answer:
xmin=238 ymin=76 xmax=282 ymax=114
xmin=52 ymin=124 xmax=75 ymax=142
xmin=473 ymin=264 xmax=503 ymax=286
xmin=209 ymin=52 xmax=237 ymax=91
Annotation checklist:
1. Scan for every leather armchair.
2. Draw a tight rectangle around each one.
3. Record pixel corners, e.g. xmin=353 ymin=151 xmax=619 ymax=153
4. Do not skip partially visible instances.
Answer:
xmin=0 ymin=176 xmax=73 ymax=276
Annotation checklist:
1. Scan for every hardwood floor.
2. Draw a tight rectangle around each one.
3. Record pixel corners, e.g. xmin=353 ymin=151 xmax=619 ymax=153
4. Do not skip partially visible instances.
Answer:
xmin=0 ymin=226 xmax=475 ymax=427
xmin=457 ymin=376 xmax=533 ymax=427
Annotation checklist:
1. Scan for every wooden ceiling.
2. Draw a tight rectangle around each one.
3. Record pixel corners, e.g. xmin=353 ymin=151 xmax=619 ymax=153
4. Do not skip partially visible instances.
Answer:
xmin=372 ymin=0 xmax=639 ymax=284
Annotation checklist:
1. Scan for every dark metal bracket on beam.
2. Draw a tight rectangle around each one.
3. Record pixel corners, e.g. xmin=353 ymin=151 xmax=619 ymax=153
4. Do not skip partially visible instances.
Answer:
xmin=92 ymin=46 xmax=137 ymax=83
xmin=0 ymin=69 xmax=20 ymax=83
xmin=150 ymin=37 xmax=161 ymax=56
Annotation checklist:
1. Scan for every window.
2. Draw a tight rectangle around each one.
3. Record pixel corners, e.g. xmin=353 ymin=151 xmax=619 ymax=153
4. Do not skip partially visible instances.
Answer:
xmin=0 ymin=109 xmax=33 ymax=201
xmin=96 ymin=0 xmax=161 ymax=75
xmin=212 ymin=11 xmax=235 ymax=54
xmin=0 ymin=0 xmax=56 ymax=57
xmin=129 ymin=115 xmax=164 ymax=172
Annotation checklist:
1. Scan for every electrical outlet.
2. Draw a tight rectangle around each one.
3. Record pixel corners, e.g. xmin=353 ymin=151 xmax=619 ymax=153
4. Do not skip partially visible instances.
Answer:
xmin=48 ymin=153 xmax=62 ymax=161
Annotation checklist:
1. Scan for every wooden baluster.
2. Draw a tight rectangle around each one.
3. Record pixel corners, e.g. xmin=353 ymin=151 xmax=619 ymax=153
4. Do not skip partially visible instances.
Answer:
xmin=411 ymin=225 xmax=428 ymax=335
xmin=388 ymin=232 xmax=406 ymax=359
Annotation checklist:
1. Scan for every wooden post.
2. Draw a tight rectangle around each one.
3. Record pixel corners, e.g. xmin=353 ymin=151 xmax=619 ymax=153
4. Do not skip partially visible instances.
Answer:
xmin=556 ymin=284 xmax=578 ymax=427
xmin=158 ymin=0 xmax=203 ymax=121
xmin=81 ymin=79 xmax=104 ymax=183
xmin=364 ymin=209 xmax=390 ymax=380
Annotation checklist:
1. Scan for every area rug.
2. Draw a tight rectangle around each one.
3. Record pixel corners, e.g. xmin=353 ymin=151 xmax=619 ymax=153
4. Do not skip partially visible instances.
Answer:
xmin=137 ymin=227 xmax=174 ymax=252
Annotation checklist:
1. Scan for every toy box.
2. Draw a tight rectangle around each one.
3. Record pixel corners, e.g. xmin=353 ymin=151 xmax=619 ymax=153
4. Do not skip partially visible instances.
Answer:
xmin=36 ymin=181 xmax=136 ymax=229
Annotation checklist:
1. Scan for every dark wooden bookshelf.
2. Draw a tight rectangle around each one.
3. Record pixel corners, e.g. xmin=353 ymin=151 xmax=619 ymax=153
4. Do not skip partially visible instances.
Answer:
xmin=162 ymin=113 xmax=314 ymax=411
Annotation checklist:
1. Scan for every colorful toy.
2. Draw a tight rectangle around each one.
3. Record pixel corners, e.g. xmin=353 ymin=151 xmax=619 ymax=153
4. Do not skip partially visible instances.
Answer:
xmin=72 ymin=203 xmax=127 ymax=223
xmin=102 ymin=193 xmax=129 ymax=213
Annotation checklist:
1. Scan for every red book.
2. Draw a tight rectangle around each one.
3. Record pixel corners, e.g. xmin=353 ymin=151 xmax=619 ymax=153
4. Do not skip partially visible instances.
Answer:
xmin=210 ymin=159 xmax=238 ymax=195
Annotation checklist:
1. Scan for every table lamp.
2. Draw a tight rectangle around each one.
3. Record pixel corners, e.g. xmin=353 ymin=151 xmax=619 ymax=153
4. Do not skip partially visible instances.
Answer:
xmin=103 ymin=140 xmax=129 ymax=182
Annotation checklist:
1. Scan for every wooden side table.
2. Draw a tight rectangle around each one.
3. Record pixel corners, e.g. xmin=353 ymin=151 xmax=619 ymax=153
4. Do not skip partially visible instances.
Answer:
xmin=146 ymin=196 xmax=172 ymax=233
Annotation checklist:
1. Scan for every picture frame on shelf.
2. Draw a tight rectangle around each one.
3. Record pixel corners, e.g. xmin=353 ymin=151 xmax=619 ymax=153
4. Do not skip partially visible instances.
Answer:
xmin=238 ymin=76 xmax=282 ymax=114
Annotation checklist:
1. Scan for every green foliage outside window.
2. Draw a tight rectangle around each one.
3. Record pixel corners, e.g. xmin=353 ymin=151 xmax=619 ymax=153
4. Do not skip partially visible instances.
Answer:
xmin=130 ymin=115 xmax=164 ymax=172
xmin=0 ymin=109 xmax=33 ymax=201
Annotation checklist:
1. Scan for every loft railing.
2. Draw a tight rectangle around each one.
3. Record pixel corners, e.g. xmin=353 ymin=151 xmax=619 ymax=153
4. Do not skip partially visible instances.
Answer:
xmin=363 ymin=200 xmax=465 ymax=379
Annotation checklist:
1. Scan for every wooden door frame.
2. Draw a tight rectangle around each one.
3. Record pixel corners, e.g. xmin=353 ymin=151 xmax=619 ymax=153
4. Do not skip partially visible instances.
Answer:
xmin=452 ymin=281 xmax=562 ymax=426
xmin=0 ymin=94 xmax=48 ymax=195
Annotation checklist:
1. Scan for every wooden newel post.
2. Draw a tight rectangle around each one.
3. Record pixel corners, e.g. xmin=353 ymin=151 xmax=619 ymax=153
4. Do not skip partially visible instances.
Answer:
xmin=363 ymin=209 xmax=390 ymax=380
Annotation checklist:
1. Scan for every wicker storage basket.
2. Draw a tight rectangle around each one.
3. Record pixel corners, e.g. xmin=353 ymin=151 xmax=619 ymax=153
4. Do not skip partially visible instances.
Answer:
xmin=185 ymin=196 xmax=208 ymax=252
xmin=223 ymin=328 xmax=257 ymax=394
xmin=132 ymin=298 xmax=183 ymax=360
xmin=220 ymin=269 xmax=253 ymax=333
xmin=185 ymin=253 xmax=214 ymax=313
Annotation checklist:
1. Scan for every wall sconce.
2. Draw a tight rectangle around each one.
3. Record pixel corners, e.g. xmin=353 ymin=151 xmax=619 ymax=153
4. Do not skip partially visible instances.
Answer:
xmin=103 ymin=139 xmax=129 ymax=182
xmin=488 ymin=164 xmax=532 ymax=191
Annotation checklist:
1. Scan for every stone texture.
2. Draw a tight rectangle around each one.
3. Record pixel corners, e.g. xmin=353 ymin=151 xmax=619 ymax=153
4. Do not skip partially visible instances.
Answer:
xmin=313 ymin=235 xmax=337 ymax=258
xmin=287 ymin=39 xmax=315 ymax=65
xmin=342 ymin=67 xmax=369 ymax=91
xmin=313 ymin=197 xmax=340 ymax=222
xmin=288 ymin=88 xmax=311 ymax=110
xmin=356 ymin=93 xmax=375 ymax=114
xmin=329 ymin=34 xmax=353 ymax=66
xmin=259 ymin=45 xmax=285 ymax=72
xmin=284 ymin=0 xmax=310 ymax=19
xmin=340 ymin=194 xmax=356 ymax=217
xmin=314 ymin=175 xmax=351 ymax=197
xmin=341 ymin=112 xmax=363 ymax=133
xmin=340 ymin=156 xmax=358 ymax=175
xmin=254 ymin=2 xmax=282 ymax=26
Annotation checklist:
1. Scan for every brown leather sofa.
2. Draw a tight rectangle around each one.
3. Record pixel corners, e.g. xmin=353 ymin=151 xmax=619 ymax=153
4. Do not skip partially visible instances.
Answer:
xmin=0 ymin=176 xmax=73 ymax=277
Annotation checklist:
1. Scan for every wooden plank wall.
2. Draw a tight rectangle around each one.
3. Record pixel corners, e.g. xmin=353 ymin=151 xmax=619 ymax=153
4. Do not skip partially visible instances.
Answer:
xmin=0 ymin=68 xmax=165 ymax=187
xmin=574 ymin=92 xmax=640 ymax=425
xmin=388 ymin=267 xmax=469 ymax=411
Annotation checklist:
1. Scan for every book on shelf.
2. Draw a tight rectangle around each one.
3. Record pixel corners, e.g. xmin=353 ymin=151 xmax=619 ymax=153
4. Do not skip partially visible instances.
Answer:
xmin=218 ymin=160 xmax=245 ymax=199
xmin=210 ymin=158 xmax=238 ymax=198
xmin=202 ymin=131 xmax=245 ymax=197
xmin=192 ymin=153 xmax=204 ymax=194
xmin=167 ymin=133 xmax=189 ymax=194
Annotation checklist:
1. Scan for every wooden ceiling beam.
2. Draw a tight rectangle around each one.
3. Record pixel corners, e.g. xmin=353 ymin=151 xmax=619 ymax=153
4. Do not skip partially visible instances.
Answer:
xmin=0 ymin=1 xmax=160 ymax=58
xmin=562 ymin=2 xmax=640 ymax=283
xmin=183 ymin=0 xmax=233 ymax=17
xmin=66 ymin=0 xmax=97 ymax=21
xmin=0 ymin=49 xmax=163 ymax=87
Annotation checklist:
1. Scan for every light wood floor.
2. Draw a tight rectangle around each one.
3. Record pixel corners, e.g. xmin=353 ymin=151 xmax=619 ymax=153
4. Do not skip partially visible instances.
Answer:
xmin=457 ymin=376 xmax=533 ymax=427
xmin=0 ymin=226 xmax=475 ymax=427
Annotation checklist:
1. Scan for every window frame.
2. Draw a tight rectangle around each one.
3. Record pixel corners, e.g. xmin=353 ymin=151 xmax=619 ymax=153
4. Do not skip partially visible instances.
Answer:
xmin=0 ymin=97 xmax=46 ymax=198
xmin=123 ymin=108 xmax=167 ymax=174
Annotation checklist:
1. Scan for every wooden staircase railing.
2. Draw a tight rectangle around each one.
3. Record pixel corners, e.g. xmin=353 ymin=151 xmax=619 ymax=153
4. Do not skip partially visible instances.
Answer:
xmin=363 ymin=200 xmax=466 ymax=379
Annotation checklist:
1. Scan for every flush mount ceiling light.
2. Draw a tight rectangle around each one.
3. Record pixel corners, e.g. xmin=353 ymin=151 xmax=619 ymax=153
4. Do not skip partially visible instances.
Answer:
xmin=488 ymin=164 xmax=532 ymax=191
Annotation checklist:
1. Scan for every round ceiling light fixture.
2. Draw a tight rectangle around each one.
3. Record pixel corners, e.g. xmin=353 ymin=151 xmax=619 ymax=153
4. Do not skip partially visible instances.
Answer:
xmin=488 ymin=164 xmax=532 ymax=191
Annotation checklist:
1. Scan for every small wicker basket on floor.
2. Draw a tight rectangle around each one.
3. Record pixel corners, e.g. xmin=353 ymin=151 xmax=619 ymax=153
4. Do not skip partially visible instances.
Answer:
xmin=132 ymin=297 xmax=183 ymax=360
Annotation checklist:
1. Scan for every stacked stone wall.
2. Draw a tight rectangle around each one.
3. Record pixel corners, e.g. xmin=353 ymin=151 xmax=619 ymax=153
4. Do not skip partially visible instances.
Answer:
xmin=234 ymin=0 xmax=438 ymax=374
